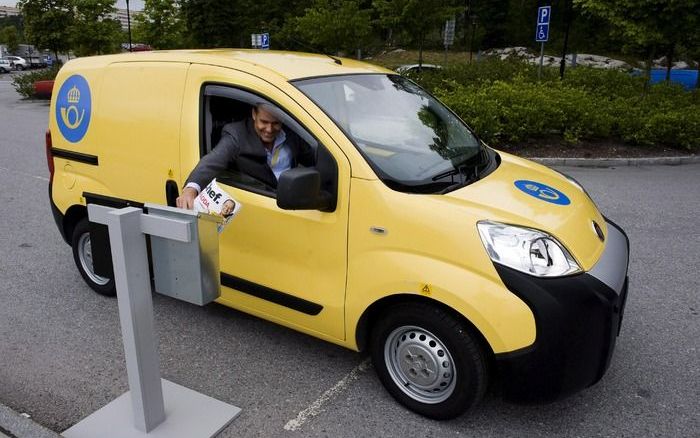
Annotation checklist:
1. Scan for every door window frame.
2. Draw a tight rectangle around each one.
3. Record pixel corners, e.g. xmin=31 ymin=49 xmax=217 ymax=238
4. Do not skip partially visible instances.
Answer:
xmin=198 ymin=83 xmax=334 ymax=199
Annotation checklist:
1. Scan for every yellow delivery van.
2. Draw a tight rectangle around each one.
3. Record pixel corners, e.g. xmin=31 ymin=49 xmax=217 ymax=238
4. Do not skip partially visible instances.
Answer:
xmin=47 ymin=50 xmax=629 ymax=419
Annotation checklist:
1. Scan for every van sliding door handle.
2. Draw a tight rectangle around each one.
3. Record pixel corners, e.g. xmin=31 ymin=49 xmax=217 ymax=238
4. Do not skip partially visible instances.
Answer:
xmin=165 ymin=180 xmax=179 ymax=207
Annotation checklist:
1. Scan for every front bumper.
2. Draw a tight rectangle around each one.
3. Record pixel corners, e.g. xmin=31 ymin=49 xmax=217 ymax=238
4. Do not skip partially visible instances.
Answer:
xmin=494 ymin=219 xmax=629 ymax=403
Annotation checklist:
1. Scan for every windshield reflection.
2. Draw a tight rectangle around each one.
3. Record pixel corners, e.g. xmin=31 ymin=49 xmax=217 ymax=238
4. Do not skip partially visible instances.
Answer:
xmin=294 ymin=74 xmax=484 ymax=193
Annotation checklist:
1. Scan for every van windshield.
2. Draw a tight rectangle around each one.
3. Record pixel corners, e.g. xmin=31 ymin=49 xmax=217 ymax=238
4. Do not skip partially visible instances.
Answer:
xmin=293 ymin=74 xmax=487 ymax=193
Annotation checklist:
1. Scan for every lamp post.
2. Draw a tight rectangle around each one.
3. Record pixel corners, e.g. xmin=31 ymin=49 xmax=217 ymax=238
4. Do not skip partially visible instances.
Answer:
xmin=560 ymin=0 xmax=572 ymax=79
xmin=126 ymin=0 xmax=133 ymax=52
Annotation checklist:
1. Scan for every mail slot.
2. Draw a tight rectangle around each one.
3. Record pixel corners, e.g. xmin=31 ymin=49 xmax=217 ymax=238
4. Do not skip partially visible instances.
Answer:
xmin=146 ymin=203 xmax=221 ymax=306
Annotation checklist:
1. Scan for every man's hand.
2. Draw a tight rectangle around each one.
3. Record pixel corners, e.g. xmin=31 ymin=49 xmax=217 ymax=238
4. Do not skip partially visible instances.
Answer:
xmin=176 ymin=187 xmax=198 ymax=209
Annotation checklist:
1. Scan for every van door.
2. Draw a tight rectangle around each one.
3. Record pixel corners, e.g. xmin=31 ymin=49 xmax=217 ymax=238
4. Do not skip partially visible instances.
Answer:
xmin=180 ymin=65 xmax=350 ymax=342
xmin=95 ymin=62 xmax=189 ymax=203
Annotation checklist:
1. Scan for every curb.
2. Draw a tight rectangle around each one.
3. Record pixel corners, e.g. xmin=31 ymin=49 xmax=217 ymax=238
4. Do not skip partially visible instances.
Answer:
xmin=530 ymin=155 xmax=700 ymax=167
xmin=0 ymin=403 xmax=61 ymax=438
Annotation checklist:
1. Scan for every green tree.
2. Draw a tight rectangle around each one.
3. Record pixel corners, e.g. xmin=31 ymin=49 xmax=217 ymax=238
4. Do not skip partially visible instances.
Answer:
xmin=374 ymin=0 xmax=459 ymax=66
xmin=180 ymin=0 xmax=241 ymax=47
xmin=471 ymin=0 xmax=508 ymax=49
xmin=574 ymin=0 xmax=699 ymax=83
xmin=180 ymin=0 xmax=311 ymax=49
xmin=71 ymin=0 xmax=123 ymax=56
xmin=134 ymin=0 xmax=186 ymax=49
xmin=281 ymin=0 xmax=373 ymax=56
xmin=18 ymin=0 xmax=74 ymax=60
xmin=0 ymin=25 xmax=20 ymax=53
xmin=236 ymin=0 xmax=309 ymax=47
xmin=373 ymin=0 xmax=402 ymax=46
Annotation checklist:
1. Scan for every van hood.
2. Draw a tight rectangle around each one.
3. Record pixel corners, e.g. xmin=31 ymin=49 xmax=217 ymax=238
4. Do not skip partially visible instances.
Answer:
xmin=444 ymin=151 xmax=606 ymax=270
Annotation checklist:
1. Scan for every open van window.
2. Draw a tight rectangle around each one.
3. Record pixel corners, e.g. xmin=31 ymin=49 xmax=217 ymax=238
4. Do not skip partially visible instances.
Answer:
xmin=200 ymin=84 xmax=322 ymax=196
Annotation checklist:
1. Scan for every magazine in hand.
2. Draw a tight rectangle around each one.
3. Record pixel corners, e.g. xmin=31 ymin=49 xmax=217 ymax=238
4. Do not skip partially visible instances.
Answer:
xmin=193 ymin=179 xmax=242 ymax=233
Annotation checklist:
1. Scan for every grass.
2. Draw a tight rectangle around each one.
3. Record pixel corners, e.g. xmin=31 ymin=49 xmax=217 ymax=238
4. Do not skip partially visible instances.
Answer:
xmin=366 ymin=49 xmax=479 ymax=70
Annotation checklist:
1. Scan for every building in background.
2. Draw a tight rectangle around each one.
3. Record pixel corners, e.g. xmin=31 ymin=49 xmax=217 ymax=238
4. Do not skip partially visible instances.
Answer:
xmin=0 ymin=5 xmax=20 ymax=18
xmin=2 ymin=4 xmax=138 ymax=30
xmin=110 ymin=8 xmax=142 ymax=30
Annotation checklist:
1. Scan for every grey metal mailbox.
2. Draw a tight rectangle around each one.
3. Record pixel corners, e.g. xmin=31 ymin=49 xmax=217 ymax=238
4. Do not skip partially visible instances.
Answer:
xmin=69 ymin=204 xmax=240 ymax=438
xmin=146 ymin=203 xmax=221 ymax=306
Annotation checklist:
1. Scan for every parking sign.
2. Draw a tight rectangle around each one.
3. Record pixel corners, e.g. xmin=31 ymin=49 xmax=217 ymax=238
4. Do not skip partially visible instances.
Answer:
xmin=535 ymin=6 xmax=551 ymax=42
xmin=251 ymin=33 xmax=270 ymax=49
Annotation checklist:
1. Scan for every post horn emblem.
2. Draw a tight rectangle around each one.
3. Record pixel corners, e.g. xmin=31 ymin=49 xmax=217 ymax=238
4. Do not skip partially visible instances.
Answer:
xmin=60 ymin=85 xmax=85 ymax=129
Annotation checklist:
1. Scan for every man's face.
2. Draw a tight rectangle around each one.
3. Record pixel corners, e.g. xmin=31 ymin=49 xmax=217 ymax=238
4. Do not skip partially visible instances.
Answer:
xmin=221 ymin=200 xmax=235 ymax=216
xmin=252 ymin=106 xmax=282 ymax=145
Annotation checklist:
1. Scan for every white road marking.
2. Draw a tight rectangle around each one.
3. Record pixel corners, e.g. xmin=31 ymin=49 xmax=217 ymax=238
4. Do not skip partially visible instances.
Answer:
xmin=284 ymin=358 xmax=372 ymax=431
xmin=0 ymin=166 xmax=49 ymax=181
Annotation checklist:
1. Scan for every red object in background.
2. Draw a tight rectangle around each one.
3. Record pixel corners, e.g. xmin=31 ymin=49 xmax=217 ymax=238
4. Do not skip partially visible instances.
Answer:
xmin=34 ymin=80 xmax=54 ymax=99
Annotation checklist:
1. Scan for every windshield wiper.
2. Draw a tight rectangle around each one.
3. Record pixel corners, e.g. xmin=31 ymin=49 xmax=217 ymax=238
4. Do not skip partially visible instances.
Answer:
xmin=434 ymin=148 xmax=489 ymax=194
xmin=431 ymin=147 xmax=487 ymax=181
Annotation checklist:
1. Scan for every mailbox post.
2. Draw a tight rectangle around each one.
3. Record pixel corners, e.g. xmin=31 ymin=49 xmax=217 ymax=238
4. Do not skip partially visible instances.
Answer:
xmin=62 ymin=205 xmax=240 ymax=438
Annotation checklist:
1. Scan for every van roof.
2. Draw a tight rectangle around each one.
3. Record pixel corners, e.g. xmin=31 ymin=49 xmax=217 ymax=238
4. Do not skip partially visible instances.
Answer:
xmin=64 ymin=49 xmax=392 ymax=81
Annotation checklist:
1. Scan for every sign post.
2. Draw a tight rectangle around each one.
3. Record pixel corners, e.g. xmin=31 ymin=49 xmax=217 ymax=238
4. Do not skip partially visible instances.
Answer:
xmin=443 ymin=17 xmax=455 ymax=65
xmin=536 ymin=6 xmax=551 ymax=79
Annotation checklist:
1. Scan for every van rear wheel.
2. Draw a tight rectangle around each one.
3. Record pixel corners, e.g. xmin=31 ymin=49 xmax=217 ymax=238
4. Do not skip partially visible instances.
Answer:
xmin=71 ymin=218 xmax=116 ymax=296
xmin=370 ymin=302 xmax=488 ymax=419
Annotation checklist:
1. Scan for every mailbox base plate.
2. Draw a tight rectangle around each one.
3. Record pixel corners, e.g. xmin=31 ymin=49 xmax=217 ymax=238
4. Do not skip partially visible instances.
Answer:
xmin=62 ymin=379 xmax=240 ymax=438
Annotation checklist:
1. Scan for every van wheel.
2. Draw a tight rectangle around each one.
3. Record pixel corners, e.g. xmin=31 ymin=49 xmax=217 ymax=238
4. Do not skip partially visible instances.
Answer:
xmin=370 ymin=302 xmax=488 ymax=419
xmin=71 ymin=218 xmax=116 ymax=296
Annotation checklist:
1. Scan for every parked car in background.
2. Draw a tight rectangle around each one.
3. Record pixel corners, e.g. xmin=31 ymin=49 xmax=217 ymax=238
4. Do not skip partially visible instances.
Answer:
xmin=26 ymin=55 xmax=47 ymax=68
xmin=4 ymin=55 xmax=28 ymax=70
xmin=395 ymin=63 xmax=442 ymax=75
xmin=0 ymin=58 xmax=12 ymax=73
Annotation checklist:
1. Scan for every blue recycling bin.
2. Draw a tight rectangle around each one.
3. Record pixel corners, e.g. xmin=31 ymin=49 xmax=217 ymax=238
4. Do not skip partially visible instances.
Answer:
xmin=649 ymin=69 xmax=698 ymax=90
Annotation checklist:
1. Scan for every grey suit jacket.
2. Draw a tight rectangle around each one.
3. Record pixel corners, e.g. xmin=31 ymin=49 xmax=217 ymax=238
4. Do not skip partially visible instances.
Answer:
xmin=187 ymin=118 xmax=314 ymax=189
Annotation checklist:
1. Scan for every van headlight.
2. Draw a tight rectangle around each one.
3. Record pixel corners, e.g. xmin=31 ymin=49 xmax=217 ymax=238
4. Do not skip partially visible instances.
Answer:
xmin=477 ymin=221 xmax=581 ymax=277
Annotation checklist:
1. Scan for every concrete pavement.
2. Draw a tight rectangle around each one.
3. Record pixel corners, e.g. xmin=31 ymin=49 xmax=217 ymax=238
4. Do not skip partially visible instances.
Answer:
xmin=0 ymin=402 xmax=61 ymax=438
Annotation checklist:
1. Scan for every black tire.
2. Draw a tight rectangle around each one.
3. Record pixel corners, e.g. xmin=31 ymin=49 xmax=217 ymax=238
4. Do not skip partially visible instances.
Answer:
xmin=71 ymin=218 xmax=116 ymax=296
xmin=370 ymin=302 xmax=488 ymax=420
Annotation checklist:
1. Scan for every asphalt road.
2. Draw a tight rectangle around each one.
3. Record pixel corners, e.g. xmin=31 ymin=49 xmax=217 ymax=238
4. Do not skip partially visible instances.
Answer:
xmin=0 ymin=81 xmax=698 ymax=437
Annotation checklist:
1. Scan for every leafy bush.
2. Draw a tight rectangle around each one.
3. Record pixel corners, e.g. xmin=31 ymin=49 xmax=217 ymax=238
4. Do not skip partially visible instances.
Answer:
xmin=562 ymin=66 xmax=646 ymax=99
xmin=414 ymin=59 xmax=699 ymax=151
xmin=12 ymin=67 xmax=60 ymax=99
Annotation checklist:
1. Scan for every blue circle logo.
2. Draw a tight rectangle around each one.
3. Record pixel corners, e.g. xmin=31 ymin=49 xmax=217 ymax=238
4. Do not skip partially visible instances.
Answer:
xmin=55 ymin=75 xmax=91 ymax=143
xmin=514 ymin=180 xmax=571 ymax=205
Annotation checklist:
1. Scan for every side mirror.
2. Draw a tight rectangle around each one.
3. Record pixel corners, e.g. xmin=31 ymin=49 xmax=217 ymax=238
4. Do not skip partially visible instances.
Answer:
xmin=277 ymin=167 xmax=334 ymax=211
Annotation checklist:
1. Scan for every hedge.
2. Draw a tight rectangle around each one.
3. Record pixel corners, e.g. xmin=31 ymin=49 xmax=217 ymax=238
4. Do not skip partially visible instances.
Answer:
xmin=12 ymin=67 xmax=60 ymax=99
xmin=412 ymin=59 xmax=699 ymax=151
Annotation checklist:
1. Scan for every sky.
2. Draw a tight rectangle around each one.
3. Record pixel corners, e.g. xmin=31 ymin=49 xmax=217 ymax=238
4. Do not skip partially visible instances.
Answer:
xmin=0 ymin=0 xmax=144 ymax=11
